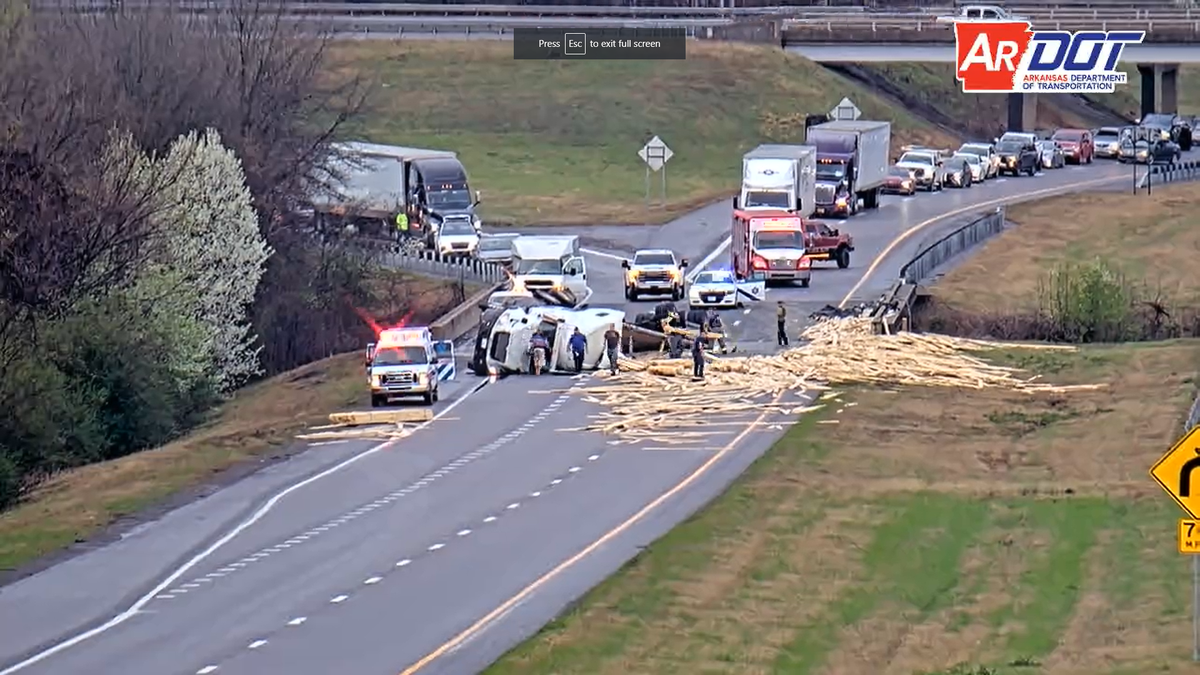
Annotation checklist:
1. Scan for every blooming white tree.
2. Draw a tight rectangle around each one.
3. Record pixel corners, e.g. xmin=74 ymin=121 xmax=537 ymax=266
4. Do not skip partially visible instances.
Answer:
xmin=130 ymin=128 xmax=273 ymax=393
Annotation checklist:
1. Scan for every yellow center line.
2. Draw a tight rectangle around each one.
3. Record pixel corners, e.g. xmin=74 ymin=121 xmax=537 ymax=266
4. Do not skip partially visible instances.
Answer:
xmin=837 ymin=173 xmax=1124 ymax=309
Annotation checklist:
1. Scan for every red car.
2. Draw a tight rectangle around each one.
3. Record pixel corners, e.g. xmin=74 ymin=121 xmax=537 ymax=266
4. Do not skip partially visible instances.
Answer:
xmin=1050 ymin=128 xmax=1094 ymax=164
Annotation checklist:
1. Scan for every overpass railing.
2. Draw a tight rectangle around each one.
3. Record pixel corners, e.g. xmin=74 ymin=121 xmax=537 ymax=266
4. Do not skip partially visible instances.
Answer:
xmin=33 ymin=0 xmax=1200 ymax=21
xmin=782 ymin=16 xmax=1200 ymax=41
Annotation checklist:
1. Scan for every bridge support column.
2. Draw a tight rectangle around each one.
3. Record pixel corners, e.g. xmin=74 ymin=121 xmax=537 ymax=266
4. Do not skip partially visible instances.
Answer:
xmin=1006 ymin=92 xmax=1037 ymax=132
xmin=1139 ymin=64 xmax=1157 ymax=119
xmin=1161 ymin=64 xmax=1179 ymax=115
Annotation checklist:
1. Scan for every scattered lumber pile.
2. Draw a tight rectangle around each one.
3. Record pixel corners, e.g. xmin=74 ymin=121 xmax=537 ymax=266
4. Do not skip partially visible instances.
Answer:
xmin=561 ymin=317 xmax=1103 ymax=444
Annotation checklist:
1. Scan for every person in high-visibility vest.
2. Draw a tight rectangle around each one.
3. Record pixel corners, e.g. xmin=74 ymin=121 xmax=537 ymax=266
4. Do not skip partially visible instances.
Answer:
xmin=395 ymin=212 xmax=409 ymax=240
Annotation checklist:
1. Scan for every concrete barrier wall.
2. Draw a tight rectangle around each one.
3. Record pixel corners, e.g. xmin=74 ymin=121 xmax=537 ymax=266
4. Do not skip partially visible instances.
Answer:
xmin=430 ymin=281 xmax=506 ymax=343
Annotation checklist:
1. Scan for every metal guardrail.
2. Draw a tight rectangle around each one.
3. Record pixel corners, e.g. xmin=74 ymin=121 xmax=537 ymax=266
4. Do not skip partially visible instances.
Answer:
xmin=35 ymin=1 xmax=1194 ymax=21
xmin=1139 ymin=158 xmax=1200 ymax=189
xmin=377 ymin=247 xmax=509 ymax=284
xmin=899 ymin=207 xmax=1006 ymax=285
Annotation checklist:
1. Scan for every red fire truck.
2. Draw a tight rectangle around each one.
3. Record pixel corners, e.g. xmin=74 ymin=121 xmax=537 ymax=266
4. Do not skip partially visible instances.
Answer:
xmin=730 ymin=209 xmax=812 ymax=287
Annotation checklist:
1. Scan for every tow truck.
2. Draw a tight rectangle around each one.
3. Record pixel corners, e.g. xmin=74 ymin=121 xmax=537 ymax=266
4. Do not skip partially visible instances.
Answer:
xmin=365 ymin=327 xmax=455 ymax=406
xmin=621 ymin=248 xmax=689 ymax=301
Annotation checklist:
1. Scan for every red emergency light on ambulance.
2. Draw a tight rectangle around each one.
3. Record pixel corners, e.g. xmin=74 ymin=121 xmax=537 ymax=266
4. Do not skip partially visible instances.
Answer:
xmin=731 ymin=210 xmax=812 ymax=288
xmin=365 ymin=326 xmax=455 ymax=407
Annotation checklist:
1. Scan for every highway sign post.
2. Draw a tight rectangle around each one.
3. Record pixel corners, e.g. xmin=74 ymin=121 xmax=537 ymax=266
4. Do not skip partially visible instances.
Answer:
xmin=829 ymin=97 xmax=861 ymax=121
xmin=1151 ymin=424 xmax=1200 ymax=661
xmin=638 ymin=135 xmax=674 ymax=207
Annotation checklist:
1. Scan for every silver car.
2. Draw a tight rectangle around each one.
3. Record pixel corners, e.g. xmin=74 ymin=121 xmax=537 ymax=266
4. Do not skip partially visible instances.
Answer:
xmin=1037 ymin=140 xmax=1066 ymax=169
xmin=476 ymin=232 xmax=520 ymax=266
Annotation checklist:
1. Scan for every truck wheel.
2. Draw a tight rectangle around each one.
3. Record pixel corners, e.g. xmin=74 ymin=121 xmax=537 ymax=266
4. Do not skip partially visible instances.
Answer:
xmin=423 ymin=389 xmax=436 ymax=405
xmin=371 ymin=395 xmax=387 ymax=408
xmin=800 ymin=277 xmax=810 ymax=288
xmin=835 ymin=246 xmax=850 ymax=269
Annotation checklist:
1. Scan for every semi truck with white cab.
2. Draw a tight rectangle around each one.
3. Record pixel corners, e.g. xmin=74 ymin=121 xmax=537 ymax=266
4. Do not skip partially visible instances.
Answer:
xmin=805 ymin=120 xmax=891 ymax=217
xmin=621 ymin=249 xmax=688 ymax=301
xmin=733 ymin=145 xmax=818 ymax=215
xmin=510 ymin=236 xmax=591 ymax=305
xmin=485 ymin=305 xmax=625 ymax=375
xmin=364 ymin=327 xmax=454 ymax=406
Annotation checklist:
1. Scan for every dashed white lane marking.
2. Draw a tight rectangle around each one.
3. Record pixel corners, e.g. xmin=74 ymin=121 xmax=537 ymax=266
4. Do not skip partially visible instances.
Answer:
xmin=196 ymin=667 xmax=219 ymax=674
xmin=152 ymin=386 xmax=582 ymax=601
xmin=187 ymin=455 xmax=605 ymax=674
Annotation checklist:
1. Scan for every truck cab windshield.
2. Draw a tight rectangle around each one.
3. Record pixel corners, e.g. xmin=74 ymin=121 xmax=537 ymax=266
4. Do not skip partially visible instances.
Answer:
xmin=742 ymin=191 xmax=790 ymax=209
xmin=513 ymin=259 xmax=563 ymax=275
xmin=634 ymin=253 xmax=675 ymax=266
xmin=816 ymin=164 xmax=846 ymax=181
xmin=373 ymin=346 xmax=429 ymax=366
xmin=427 ymin=189 xmax=472 ymax=210
xmin=754 ymin=231 xmax=804 ymax=249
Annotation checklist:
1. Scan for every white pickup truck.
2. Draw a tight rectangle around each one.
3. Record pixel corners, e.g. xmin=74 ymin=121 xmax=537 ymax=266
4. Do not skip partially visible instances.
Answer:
xmin=621 ymin=248 xmax=688 ymax=301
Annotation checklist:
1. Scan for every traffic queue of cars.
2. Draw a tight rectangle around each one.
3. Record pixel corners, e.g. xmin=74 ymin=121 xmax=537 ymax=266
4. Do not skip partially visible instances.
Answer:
xmin=883 ymin=128 xmax=1098 ymax=197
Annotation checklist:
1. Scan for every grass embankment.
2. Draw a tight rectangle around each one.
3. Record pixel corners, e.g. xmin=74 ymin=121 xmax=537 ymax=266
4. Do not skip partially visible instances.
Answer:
xmin=330 ymin=41 xmax=954 ymax=226
xmin=847 ymin=63 xmax=1147 ymax=140
xmin=486 ymin=188 xmax=1200 ymax=674
xmin=936 ymin=183 xmax=1200 ymax=313
xmin=0 ymin=271 xmax=478 ymax=572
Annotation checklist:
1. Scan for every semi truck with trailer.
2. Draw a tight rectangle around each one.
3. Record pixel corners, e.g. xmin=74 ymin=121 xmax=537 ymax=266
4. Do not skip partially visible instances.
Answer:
xmin=312 ymin=141 xmax=483 ymax=246
xmin=805 ymin=120 xmax=891 ymax=217
xmin=733 ymin=145 xmax=818 ymax=216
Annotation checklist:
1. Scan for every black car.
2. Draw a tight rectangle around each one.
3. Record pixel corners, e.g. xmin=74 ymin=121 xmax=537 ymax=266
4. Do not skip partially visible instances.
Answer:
xmin=1118 ymin=137 xmax=1181 ymax=165
xmin=1141 ymin=113 xmax=1193 ymax=151
xmin=995 ymin=140 xmax=1039 ymax=176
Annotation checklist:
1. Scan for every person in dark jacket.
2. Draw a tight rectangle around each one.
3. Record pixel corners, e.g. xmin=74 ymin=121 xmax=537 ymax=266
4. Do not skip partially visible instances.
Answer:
xmin=568 ymin=328 xmax=587 ymax=372
xmin=602 ymin=325 xmax=621 ymax=375
xmin=691 ymin=334 xmax=706 ymax=379
xmin=776 ymin=301 xmax=789 ymax=347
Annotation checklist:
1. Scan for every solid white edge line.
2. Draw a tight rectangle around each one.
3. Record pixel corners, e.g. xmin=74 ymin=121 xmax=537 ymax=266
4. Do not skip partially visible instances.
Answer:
xmin=0 ymin=380 xmax=490 ymax=675
xmin=580 ymin=247 xmax=628 ymax=262
xmin=685 ymin=236 xmax=733 ymax=283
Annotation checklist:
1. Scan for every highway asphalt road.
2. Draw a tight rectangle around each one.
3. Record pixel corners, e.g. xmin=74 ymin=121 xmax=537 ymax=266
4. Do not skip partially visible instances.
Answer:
xmin=0 ymin=155 xmax=1176 ymax=675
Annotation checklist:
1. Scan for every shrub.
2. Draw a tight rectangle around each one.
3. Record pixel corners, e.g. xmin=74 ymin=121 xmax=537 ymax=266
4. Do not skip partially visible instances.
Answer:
xmin=1036 ymin=258 xmax=1139 ymax=342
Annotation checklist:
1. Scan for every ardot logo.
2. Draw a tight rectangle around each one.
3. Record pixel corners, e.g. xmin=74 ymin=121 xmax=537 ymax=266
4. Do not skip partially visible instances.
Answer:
xmin=953 ymin=21 xmax=1144 ymax=94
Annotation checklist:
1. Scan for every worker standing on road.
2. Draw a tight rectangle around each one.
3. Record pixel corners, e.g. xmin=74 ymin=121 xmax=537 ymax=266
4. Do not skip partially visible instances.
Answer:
xmin=529 ymin=332 xmax=549 ymax=375
xmin=691 ymin=333 xmax=706 ymax=380
xmin=569 ymin=327 xmax=588 ymax=373
xmin=394 ymin=211 xmax=409 ymax=241
xmin=602 ymin=325 xmax=621 ymax=375
xmin=706 ymin=309 xmax=727 ymax=353
xmin=776 ymin=301 xmax=789 ymax=347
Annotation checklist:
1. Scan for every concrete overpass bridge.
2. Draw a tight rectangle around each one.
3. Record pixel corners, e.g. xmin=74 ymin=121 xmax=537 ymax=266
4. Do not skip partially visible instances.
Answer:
xmin=779 ymin=14 xmax=1200 ymax=131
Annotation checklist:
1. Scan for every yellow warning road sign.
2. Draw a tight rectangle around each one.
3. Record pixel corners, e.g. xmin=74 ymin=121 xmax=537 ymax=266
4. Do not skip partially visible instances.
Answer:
xmin=1180 ymin=520 xmax=1200 ymax=554
xmin=1150 ymin=426 xmax=1200 ymax=519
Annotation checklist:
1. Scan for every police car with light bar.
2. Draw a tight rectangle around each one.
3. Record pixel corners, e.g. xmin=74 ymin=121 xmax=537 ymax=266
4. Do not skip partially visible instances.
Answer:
xmin=688 ymin=269 xmax=766 ymax=310
xmin=365 ymin=327 xmax=455 ymax=406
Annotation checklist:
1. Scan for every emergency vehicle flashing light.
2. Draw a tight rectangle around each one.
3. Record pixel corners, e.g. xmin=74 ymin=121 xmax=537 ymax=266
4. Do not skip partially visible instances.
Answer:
xmin=377 ymin=328 xmax=430 ymax=348
xmin=752 ymin=217 xmax=803 ymax=230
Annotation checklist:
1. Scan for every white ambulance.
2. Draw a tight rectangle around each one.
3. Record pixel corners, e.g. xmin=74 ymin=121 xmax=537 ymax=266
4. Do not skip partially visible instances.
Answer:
xmin=365 ymin=327 xmax=455 ymax=407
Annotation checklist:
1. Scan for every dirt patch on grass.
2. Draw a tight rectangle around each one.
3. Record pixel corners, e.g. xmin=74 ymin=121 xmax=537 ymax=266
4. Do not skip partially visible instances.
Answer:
xmin=0 ymin=272 xmax=473 ymax=574
xmin=931 ymin=184 xmax=1200 ymax=314
xmin=329 ymin=40 xmax=953 ymax=226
